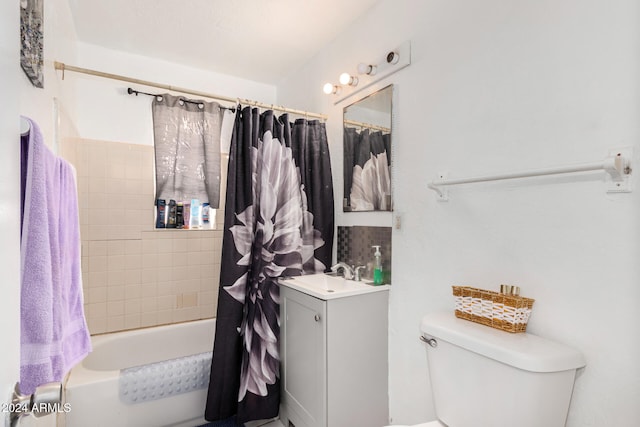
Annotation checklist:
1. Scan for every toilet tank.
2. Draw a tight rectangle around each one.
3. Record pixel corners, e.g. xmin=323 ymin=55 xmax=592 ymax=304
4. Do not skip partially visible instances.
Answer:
xmin=421 ymin=312 xmax=585 ymax=427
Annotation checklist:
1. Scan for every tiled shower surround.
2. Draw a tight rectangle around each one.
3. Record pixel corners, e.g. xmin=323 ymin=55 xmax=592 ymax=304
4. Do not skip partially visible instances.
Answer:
xmin=60 ymin=138 xmax=224 ymax=334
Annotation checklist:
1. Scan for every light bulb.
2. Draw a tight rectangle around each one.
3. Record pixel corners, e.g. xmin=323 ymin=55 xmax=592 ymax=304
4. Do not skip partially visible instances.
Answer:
xmin=339 ymin=73 xmax=358 ymax=86
xmin=323 ymin=83 xmax=334 ymax=94
xmin=357 ymin=63 xmax=377 ymax=76
xmin=323 ymin=83 xmax=340 ymax=95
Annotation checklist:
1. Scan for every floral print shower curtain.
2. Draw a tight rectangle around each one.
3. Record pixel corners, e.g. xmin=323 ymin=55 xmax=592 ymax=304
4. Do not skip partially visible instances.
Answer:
xmin=344 ymin=127 xmax=391 ymax=211
xmin=205 ymin=107 xmax=334 ymax=425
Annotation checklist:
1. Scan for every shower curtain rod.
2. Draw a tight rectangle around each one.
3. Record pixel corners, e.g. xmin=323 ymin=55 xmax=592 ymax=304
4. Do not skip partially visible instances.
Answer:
xmin=126 ymin=87 xmax=236 ymax=111
xmin=53 ymin=61 xmax=328 ymax=120
xmin=344 ymin=119 xmax=390 ymax=133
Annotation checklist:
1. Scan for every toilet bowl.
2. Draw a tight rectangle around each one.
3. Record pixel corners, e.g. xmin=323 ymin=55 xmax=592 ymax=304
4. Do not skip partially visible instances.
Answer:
xmin=386 ymin=312 xmax=585 ymax=427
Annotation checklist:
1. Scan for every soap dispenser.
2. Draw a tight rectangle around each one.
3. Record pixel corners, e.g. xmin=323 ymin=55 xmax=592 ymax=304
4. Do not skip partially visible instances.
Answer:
xmin=372 ymin=245 xmax=383 ymax=285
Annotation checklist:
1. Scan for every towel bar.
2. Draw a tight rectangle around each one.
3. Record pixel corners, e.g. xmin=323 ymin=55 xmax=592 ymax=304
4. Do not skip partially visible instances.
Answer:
xmin=427 ymin=148 xmax=632 ymax=201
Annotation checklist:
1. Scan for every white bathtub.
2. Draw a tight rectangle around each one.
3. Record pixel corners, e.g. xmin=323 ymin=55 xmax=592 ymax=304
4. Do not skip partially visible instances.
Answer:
xmin=64 ymin=319 xmax=215 ymax=427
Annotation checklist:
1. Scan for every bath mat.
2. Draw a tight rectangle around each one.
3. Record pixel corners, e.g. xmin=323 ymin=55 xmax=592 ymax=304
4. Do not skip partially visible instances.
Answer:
xmin=119 ymin=351 xmax=212 ymax=404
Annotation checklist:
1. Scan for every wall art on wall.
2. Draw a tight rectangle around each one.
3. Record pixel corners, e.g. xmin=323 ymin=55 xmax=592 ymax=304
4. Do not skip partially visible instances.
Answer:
xmin=20 ymin=0 xmax=44 ymax=88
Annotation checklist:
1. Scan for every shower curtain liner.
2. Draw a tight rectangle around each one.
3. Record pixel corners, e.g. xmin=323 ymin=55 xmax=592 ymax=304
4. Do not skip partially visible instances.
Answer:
xmin=205 ymin=106 xmax=334 ymax=425
xmin=344 ymin=127 xmax=391 ymax=211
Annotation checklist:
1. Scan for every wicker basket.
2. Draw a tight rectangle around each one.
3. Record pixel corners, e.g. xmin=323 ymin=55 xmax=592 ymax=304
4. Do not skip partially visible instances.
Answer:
xmin=452 ymin=286 xmax=535 ymax=333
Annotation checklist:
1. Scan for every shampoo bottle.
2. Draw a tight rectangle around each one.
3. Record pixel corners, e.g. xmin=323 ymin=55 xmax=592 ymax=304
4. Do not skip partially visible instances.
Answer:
xmin=372 ymin=245 xmax=383 ymax=285
xmin=155 ymin=199 xmax=166 ymax=228
xmin=167 ymin=200 xmax=177 ymax=228
xmin=176 ymin=202 xmax=184 ymax=228
xmin=190 ymin=199 xmax=201 ymax=229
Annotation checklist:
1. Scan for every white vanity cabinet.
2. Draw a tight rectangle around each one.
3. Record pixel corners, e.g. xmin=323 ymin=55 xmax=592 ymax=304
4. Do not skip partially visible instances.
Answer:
xmin=279 ymin=277 xmax=389 ymax=427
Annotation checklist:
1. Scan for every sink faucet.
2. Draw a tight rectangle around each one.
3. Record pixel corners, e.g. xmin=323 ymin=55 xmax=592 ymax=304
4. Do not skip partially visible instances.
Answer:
xmin=330 ymin=262 xmax=355 ymax=280
xmin=354 ymin=265 xmax=367 ymax=282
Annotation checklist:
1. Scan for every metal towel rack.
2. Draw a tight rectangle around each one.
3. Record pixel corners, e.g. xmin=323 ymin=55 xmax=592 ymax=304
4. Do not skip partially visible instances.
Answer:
xmin=427 ymin=148 xmax=633 ymax=201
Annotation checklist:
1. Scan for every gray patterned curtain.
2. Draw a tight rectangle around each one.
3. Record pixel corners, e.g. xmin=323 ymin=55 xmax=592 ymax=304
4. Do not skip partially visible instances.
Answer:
xmin=152 ymin=93 xmax=224 ymax=207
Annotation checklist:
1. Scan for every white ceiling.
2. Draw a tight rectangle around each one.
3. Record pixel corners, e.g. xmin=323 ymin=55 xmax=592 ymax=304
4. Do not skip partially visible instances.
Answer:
xmin=68 ymin=0 xmax=381 ymax=85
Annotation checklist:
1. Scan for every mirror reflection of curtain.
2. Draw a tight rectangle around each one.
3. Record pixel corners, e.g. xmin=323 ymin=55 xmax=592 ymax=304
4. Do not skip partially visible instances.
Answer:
xmin=344 ymin=127 xmax=391 ymax=211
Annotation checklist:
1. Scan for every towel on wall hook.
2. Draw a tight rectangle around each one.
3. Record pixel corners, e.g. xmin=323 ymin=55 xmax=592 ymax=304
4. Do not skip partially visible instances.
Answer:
xmin=20 ymin=116 xmax=91 ymax=395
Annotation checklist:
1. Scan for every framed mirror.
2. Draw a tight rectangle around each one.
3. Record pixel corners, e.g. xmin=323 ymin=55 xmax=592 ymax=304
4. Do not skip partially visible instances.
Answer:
xmin=343 ymin=85 xmax=393 ymax=212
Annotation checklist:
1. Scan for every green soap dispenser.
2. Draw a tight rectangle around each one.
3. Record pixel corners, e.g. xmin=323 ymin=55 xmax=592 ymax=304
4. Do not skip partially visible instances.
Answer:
xmin=372 ymin=245 xmax=383 ymax=285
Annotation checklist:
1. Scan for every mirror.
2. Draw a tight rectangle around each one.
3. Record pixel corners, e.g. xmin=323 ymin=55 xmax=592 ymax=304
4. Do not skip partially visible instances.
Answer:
xmin=343 ymin=85 xmax=393 ymax=212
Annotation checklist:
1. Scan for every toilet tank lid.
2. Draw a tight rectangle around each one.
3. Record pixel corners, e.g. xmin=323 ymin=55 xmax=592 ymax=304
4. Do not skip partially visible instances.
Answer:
xmin=420 ymin=312 xmax=586 ymax=373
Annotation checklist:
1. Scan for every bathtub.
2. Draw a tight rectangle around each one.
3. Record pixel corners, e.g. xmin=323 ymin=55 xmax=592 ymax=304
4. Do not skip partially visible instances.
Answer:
xmin=63 ymin=319 xmax=215 ymax=427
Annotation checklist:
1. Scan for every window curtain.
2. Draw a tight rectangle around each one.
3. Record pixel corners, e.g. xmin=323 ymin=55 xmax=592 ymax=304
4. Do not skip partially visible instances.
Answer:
xmin=205 ymin=107 xmax=334 ymax=425
xmin=152 ymin=93 xmax=224 ymax=207
xmin=344 ymin=127 xmax=391 ymax=211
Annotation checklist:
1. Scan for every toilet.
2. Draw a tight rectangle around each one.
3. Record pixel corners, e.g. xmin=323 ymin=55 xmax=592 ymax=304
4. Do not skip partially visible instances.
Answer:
xmin=387 ymin=311 xmax=586 ymax=427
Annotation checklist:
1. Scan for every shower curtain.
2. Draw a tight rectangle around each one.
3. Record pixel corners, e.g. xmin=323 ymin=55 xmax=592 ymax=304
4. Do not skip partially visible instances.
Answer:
xmin=344 ymin=127 xmax=391 ymax=211
xmin=205 ymin=107 xmax=334 ymax=425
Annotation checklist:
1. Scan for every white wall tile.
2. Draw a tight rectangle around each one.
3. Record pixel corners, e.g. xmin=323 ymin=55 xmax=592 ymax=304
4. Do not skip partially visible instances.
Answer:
xmin=71 ymin=138 xmax=222 ymax=334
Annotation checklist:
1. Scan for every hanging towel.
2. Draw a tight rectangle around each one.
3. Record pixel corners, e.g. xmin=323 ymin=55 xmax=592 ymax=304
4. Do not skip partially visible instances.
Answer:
xmin=20 ymin=117 xmax=91 ymax=395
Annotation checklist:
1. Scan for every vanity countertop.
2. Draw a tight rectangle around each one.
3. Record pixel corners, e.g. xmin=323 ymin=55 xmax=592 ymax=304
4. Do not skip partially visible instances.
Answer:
xmin=279 ymin=274 xmax=390 ymax=300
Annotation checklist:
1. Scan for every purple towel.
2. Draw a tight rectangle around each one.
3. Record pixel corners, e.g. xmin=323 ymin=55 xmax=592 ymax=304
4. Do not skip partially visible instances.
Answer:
xmin=20 ymin=117 xmax=91 ymax=395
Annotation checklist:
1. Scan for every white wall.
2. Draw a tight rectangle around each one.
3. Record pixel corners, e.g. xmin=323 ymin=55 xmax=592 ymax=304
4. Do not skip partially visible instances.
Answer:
xmin=19 ymin=0 xmax=80 ymax=149
xmin=278 ymin=0 xmax=640 ymax=425
xmin=275 ymin=1 xmax=404 ymax=232
xmin=70 ymin=42 xmax=277 ymax=145
xmin=0 ymin=1 xmax=21 ymax=424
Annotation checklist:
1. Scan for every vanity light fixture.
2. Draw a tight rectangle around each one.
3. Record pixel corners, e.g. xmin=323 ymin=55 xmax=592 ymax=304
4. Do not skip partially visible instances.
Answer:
xmin=357 ymin=62 xmax=377 ymax=76
xmin=323 ymin=83 xmax=341 ymax=95
xmin=386 ymin=50 xmax=400 ymax=65
xmin=339 ymin=72 xmax=359 ymax=86
xmin=328 ymin=40 xmax=411 ymax=103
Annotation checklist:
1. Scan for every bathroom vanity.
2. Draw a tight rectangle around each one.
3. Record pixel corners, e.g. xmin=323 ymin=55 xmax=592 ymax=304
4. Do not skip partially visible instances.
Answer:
xmin=279 ymin=274 xmax=390 ymax=427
